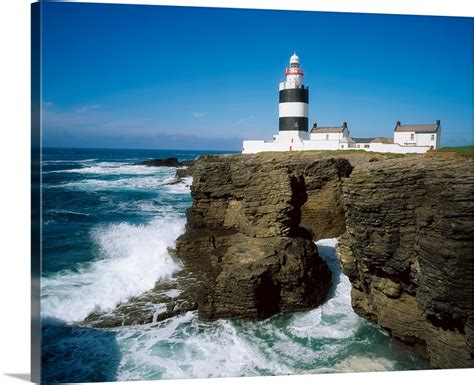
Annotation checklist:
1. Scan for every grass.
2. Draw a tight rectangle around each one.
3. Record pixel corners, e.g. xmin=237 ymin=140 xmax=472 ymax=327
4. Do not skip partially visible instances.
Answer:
xmin=434 ymin=146 xmax=474 ymax=154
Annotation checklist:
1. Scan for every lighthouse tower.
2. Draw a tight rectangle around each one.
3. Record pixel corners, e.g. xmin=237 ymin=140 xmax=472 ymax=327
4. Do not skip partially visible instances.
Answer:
xmin=278 ymin=53 xmax=309 ymax=133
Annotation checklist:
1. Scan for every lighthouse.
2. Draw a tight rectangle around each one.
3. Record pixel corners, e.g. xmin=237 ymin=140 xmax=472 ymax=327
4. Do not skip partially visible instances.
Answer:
xmin=278 ymin=53 xmax=309 ymax=132
xmin=242 ymin=52 xmax=440 ymax=154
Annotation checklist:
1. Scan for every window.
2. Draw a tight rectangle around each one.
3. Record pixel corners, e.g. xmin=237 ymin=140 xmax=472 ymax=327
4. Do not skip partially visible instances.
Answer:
xmin=364 ymin=144 xmax=370 ymax=148
xmin=341 ymin=145 xmax=344 ymax=149
xmin=410 ymin=133 xmax=415 ymax=140
xmin=431 ymin=134 xmax=435 ymax=141
xmin=326 ymin=134 xmax=329 ymax=140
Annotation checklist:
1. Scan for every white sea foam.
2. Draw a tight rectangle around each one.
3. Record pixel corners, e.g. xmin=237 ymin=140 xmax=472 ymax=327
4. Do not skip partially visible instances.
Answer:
xmin=109 ymin=238 xmax=366 ymax=380
xmin=57 ymin=175 xmax=177 ymax=191
xmin=41 ymin=217 xmax=184 ymax=323
xmin=50 ymin=164 xmax=170 ymax=175
xmin=43 ymin=158 xmax=98 ymax=165
xmin=115 ymin=313 xmax=293 ymax=381
xmin=162 ymin=177 xmax=192 ymax=194
xmin=43 ymin=236 xmax=419 ymax=381
xmin=288 ymin=240 xmax=359 ymax=341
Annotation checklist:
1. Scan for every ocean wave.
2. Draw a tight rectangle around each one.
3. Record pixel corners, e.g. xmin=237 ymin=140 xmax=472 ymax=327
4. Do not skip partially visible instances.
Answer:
xmin=288 ymin=238 xmax=359 ymax=341
xmin=109 ymin=238 xmax=366 ymax=381
xmin=161 ymin=176 xmax=192 ymax=194
xmin=45 ymin=163 xmax=170 ymax=175
xmin=53 ymin=175 xmax=177 ymax=191
xmin=41 ymin=217 xmax=184 ymax=323
xmin=41 ymin=236 xmax=424 ymax=382
xmin=42 ymin=158 xmax=99 ymax=165
xmin=115 ymin=313 xmax=293 ymax=381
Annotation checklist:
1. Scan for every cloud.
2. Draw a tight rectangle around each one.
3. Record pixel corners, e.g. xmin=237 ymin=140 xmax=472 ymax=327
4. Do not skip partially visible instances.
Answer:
xmin=232 ymin=115 xmax=255 ymax=127
xmin=41 ymin=102 xmax=248 ymax=150
xmin=192 ymin=111 xmax=208 ymax=118
xmin=74 ymin=104 xmax=102 ymax=113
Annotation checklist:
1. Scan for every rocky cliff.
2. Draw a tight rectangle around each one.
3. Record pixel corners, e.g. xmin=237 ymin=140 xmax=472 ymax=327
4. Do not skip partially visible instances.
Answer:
xmin=86 ymin=149 xmax=474 ymax=370
xmin=336 ymin=154 xmax=474 ymax=368
xmin=175 ymin=153 xmax=352 ymax=320
xmin=85 ymin=152 xmax=352 ymax=327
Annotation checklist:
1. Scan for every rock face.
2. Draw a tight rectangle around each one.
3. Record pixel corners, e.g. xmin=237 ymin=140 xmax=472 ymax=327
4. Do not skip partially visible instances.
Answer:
xmin=132 ymin=157 xmax=194 ymax=168
xmin=337 ymin=155 xmax=474 ymax=368
xmin=175 ymin=153 xmax=352 ymax=320
xmin=87 ymin=149 xmax=474 ymax=370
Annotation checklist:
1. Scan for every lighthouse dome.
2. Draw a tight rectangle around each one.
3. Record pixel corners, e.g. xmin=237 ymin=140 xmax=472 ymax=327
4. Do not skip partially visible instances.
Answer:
xmin=290 ymin=53 xmax=299 ymax=65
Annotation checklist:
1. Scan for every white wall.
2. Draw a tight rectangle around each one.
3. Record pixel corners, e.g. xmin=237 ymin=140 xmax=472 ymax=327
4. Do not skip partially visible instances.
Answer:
xmin=275 ymin=130 xmax=310 ymax=142
xmin=242 ymin=131 xmax=309 ymax=154
xmin=394 ymin=131 xmax=416 ymax=146
xmin=416 ymin=133 xmax=438 ymax=148
xmin=310 ymin=132 xmax=343 ymax=141
xmin=367 ymin=142 xmax=430 ymax=154
xmin=243 ymin=131 xmax=433 ymax=154
xmin=303 ymin=139 xmax=340 ymax=150
xmin=394 ymin=131 xmax=438 ymax=149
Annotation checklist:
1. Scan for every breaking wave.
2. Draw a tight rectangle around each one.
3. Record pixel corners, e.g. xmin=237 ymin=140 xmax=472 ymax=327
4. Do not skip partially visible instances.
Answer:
xmin=41 ymin=217 xmax=184 ymax=323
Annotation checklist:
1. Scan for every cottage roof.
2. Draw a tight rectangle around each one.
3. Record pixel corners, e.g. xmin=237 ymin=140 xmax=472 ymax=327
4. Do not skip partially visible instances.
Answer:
xmin=311 ymin=122 xmax=347 ymax=134
xmin=372 ymin=137 xmax=394 ymax=144
xmin=352 ymin=137 xmax=375 ymax=144
xmin=394 ymin=121 xmax=440 ymax=133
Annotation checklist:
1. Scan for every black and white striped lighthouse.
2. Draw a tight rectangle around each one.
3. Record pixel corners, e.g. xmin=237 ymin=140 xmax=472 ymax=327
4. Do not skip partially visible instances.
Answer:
xmin=278 ymin=53 xmax=309 ymax=132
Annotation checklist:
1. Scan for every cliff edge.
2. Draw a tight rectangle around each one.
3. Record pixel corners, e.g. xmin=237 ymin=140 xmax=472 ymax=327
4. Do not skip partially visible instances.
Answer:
xmin=337 ymin=155 xmax=474 ymax=368
xmin=175 ymin=153 xmax=352 ymax=320
xmin=85 ymin=150 xmax=474 ymax=370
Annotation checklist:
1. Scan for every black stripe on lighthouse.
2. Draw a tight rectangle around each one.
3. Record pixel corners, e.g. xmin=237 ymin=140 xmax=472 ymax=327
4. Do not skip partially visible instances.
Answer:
xmin=279 ymin=88 xmax=309 ymax=132
xmin=279 ymin=88 xmax=308 ymax=103
xmin=279 ymin=117 xmax=308 ymax=131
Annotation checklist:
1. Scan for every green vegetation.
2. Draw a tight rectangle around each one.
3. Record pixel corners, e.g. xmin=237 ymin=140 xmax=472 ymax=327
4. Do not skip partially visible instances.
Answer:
xmin=435 ymin=146 xmax=474 ymax=154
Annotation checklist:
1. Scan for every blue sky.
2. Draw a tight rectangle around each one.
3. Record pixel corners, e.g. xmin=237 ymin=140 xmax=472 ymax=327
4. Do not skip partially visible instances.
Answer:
xmin=41 ymin=2 xmax=473 ymax=150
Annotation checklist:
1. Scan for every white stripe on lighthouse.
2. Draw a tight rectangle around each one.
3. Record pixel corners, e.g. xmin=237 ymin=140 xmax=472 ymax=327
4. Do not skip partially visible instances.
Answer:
xmin=279 ymin=102 xmax=308 ymax=118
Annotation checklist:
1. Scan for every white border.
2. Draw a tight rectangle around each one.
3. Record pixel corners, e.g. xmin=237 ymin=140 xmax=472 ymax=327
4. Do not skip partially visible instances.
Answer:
xmin=0 ymin=1 xmax=472 ymax=385
xmin=51 ymin=0 xmax=474 ymax=17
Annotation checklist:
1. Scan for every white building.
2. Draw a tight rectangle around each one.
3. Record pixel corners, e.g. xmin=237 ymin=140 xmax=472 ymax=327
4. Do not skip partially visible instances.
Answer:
xmin=242 ymin=53 xmax=441 ymax=154
xmin=393 ymin=120 xmax=441 ymax=149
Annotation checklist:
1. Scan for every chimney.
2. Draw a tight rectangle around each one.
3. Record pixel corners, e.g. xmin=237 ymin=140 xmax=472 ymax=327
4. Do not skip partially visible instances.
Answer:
xmin=396 ymin=120 xmax=401 ymax=126
xmin=342 ymin=121 xmax=347 ymax=128
xmin=436 ymin=119 xmax=440 ymax=126
xmin=312 ymin=122 xmax=317 ymax=129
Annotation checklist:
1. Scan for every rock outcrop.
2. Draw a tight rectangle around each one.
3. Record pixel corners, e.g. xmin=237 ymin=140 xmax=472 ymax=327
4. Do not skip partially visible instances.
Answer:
xmin=89 ymin=149 xmax=474 ymax=370
xmin=85 ymin=152 xmax=351 ymax=327
xmin=337 ymin=155 xmax=474 ymax=368
xmin=175 ymin=153 xmax=352 ymax=320
xmin=132 ymin=157 xmax=194 ymax=168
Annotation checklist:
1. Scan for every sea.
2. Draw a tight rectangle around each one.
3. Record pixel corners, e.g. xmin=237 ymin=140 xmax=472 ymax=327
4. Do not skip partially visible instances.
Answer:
xmin=41 ymin=147 xmax=426 ymax=384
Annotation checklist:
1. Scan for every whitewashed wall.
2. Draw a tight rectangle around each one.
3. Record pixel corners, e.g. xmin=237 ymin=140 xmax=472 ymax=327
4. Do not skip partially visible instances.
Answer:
xmin=394 ymin=131 xmax=438 ymax=149
xmin=303 ymin=139 xmax=340 ymax=150
xmin=394 ymin=131 xmax=416 ymax=146
xmin=367 ymin=142 xmax=430 ymax=153
xmin=416 ymin=133 xmax=438 ymax=148
xmin=310 ymin=132 xmax=343 ymax=141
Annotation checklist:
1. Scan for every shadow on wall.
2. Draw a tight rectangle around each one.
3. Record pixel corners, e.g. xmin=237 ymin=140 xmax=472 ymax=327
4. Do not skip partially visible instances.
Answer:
xmin=41 ymin=317 xmax=121 ymax=384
